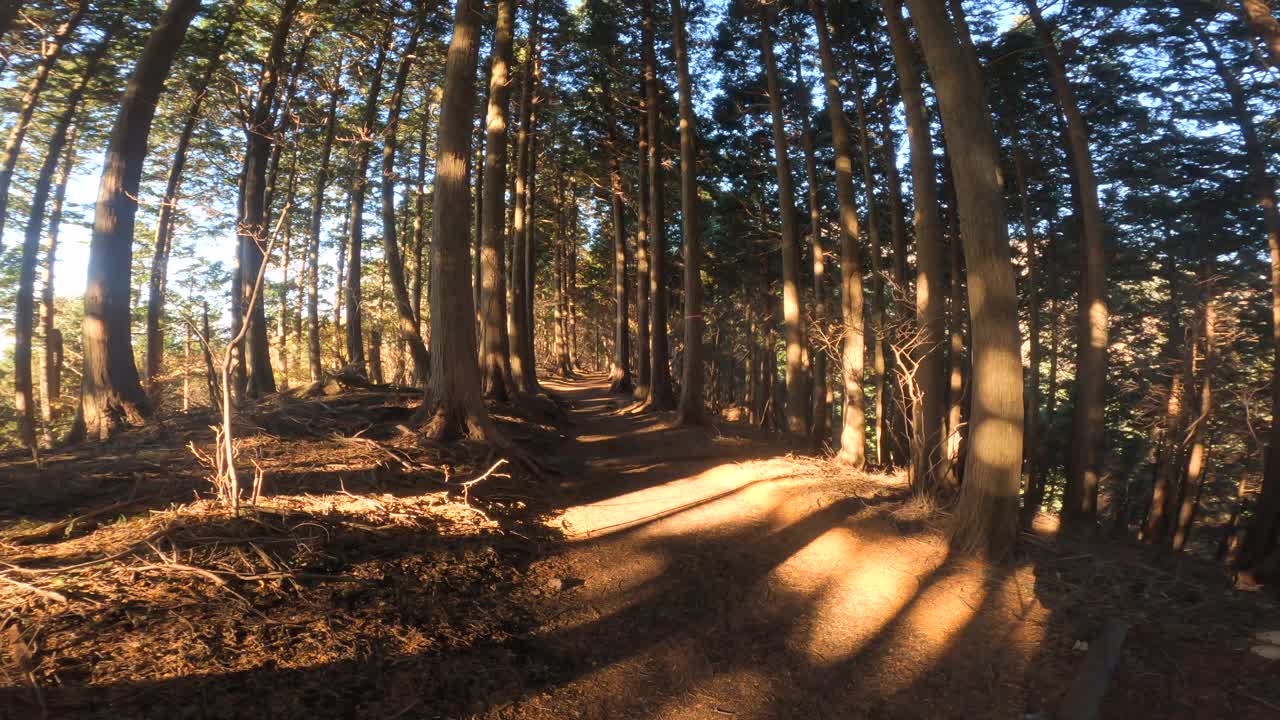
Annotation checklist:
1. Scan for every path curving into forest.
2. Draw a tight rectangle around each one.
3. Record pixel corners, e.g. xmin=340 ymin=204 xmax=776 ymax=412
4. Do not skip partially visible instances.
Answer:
xmin=509 ymin=375 xmax=1050 ymax=719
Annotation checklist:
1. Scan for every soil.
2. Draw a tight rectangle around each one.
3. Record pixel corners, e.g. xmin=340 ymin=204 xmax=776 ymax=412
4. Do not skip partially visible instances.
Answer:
xmin=1 ymin=375 xmax=1277 ymax=719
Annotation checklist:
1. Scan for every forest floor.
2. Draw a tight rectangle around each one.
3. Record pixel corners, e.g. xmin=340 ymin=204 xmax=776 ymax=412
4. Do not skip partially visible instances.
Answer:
xmin=1 ymin=374 xmax=1278 ymax=719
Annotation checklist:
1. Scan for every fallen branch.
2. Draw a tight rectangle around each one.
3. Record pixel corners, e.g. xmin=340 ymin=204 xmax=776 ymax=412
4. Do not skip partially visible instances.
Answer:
xmin=0 ymin=574 xmax=68 ymax=603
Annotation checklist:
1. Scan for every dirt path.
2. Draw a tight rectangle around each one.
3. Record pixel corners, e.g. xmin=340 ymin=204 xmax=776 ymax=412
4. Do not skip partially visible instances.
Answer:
xmin=505 ymin=376 xmax=1048 ymax=719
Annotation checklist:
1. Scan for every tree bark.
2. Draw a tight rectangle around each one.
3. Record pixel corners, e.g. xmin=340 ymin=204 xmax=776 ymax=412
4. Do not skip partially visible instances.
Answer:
xmin=1027 ymin=0 xmax=1109 ymax=533
xmin=850 ymin=71 xmax=888 ymax=464
xmin=759 ymin=12 xmax=805 ymax=434
xmin=382 ymin=12 xmax=431 ymax=385
xmin=886 ymin=0 xmax=946 ymax=493
xmin=345 ymin=28 xmax=391 ymax=375
xmin=145 ymin=4 xmax=237 ymax=388
xmin=479 ymin=0 xmax=517 ymax=399
xmin=422 ymin=0 xmax=505 ymax=443
xmin=641 ymin=0 xmax=674 ymax=410
xmin=635 ymin=108 xmax=652 ymax=395
xmin=808 ymin=0 xmax=867 ymax=467
xmin=78 ymin=0 xmax=201 ymax=439
xmin=0 ymin=0 xmax=86 ymax=247
xmin=672 ymin=0 xmax=705 ymax=425
xmin=905 ymin=0 xmax=1024 ymax=559
xmin=508 ymin=14 xmax=541 ymax=394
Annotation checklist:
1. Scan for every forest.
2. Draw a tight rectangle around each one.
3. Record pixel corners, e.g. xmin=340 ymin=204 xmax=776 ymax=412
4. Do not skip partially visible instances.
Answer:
xmin=0 ymin=0 xmax=1279 ymax=717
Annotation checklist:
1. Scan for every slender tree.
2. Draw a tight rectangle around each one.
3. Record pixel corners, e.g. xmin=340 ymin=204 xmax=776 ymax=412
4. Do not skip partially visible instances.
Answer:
xmin=886 ymin=0 xmax=946 ymax=494
xmin=759 ymin=9 xmax=806 ymax=435
xmin=672 ymin=0 xmax=705 ymax=425
xmin=479 ymin=0 xmax=518 ymax=399
xmin=382 ymin=11 xmax=431 ymax=384
xmin=808 ymin=0 xmax=866 ymax=467
xmin=307 ymin=54 xmax=344 ymax=381
xmin=1026 ymin=0 xmax=1109 ymax=533
xmin=640 ymin=0 xmax=674 ymax=410
xmin=346 ymin=27 xmax=391 ymax=375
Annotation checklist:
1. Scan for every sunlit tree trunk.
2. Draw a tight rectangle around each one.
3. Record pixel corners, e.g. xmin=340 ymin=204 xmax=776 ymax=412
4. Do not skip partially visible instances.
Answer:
xmin=382 ymin=12 xmax=431 ymax=385
xmin=0 ymin=0 xmax=86 ymax=247
xmin=1026 ymin=0 xmax=1109 ymax=533
xmin=412 ymin=106 xmax=431 ymax=355
xmin=635 ymin=111 xmax=652 ymax=395
xmin=276 ymin=150 xmax=299 ymax=388
xmin=759 ymin=13 xmax=805 ymax=434
xmin=345 ymin=29 xmax=391 ymax=375
xmin=308 ymin=57 xmax=343 ymax=382
xmin=672 ymin=0 xmax=705 ymax=425
xmin=905 ymin=0 xmax=1024 ymax=559
xmin=1172 ymin=281 xmax=1216 ymax=553
xmin=509 ymin=14 xmax=541 ymax=394
xmin=641 ymin=0 xmax=674 ymax=410
xmin=808 ymin=0 xmax=866 ymax=467
xmin=422 ymin=0 xmax=515 ymax=447
xmin=146 ymin=8 xmax=235 ymax=387
xmin=790 ymin=38 xmax=828 ymax=445
xmin=15 ymin=39 xmax=104 ymax=452
xmin=850 ymin=73 xmax=888 ymax=463
xmin=1143 ymin=261 xmax=1188 ymax=543
xmin=78 ymin=0 xmax=201 ymax=440
xmin=480 ymin=0 xmax=517 ymax=399
xmin=886 ymin=0 xmax=945 ymax=493
xmin=602 ymin=75 xmax=633 ymax=394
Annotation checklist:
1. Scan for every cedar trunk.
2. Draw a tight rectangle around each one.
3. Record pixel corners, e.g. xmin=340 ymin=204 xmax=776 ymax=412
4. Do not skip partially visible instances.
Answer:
xmin=905 ymin=0 xmax=1024 ymax=559
xmin=672 ymin=0 xmax=705 ymax=425
xmin=79 ymin=0 xmax=201 ymax=439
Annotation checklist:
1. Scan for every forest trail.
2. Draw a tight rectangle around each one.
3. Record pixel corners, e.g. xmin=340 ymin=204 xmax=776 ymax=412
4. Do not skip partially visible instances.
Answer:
xmin=513 ymin=375 xmax=1050 ymax=719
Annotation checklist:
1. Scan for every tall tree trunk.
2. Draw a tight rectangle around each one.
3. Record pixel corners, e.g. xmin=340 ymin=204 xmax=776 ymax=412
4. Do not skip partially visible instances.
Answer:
xmin=508 ymin=14 xmax=541 ymax=394
xmin=78 ymin=0 xmax=201 ymax=439
xmin=1172 ymin=281 xmax=1216 ymax=553
xmin=943 ymin=159 xmax=967 ymax=485
xmin=275 ymin=148 xmax=299 ymax=388
xmin=759 ymin=13 xmax=805 ymax=434
xmin=1143 ymin=261 xmax=1188 ymax=543
xmin=522 ymin=93 xmax=542 ymax=380
xmin=334 ymin=193 xmax=351 ymax=364
xmin=308 ymin=56 xmax=343 ymax=382
xmin=1195 ymin=21 xmax=1280 ymax=572
xmin=641 ymin=0 xmax=674 ymax=410
xmin=238 ymin=0 xmax=299 ymax=398
xmin=412 ymin=102 xmax=431 ymax=354
xmin=905 ymin=0 xmax=1024 ymax=559
xmin=382 ymin=13 xmax=431 ymax=385
xmin=851 ymin=72 xmax=888 ymax=463
xmin=791 ymin=39 xmax=828 ymax=445
xmin=808 ymin=0 xmax=866 ymax=467
xmin=1027 ymin=0 xmax=1109 ymax=533
xmin=0 ymin=0 xmax=86 ymax=247
xmin=41 ymin=125 xmax=77 ymax=444
xmin=1009 ymin=137 xmax=1045 ymax=526
xmin=672 ymin=0 xmax=706 ymax=425
xmin=635 ymin=111 xmax=652 ymax=395
xmin=886 ymin=0 xmax=946 ymax=493
xmin=479 ymin=0 xmax=516 ymax=399
xmin=422 ymin=0 xmax=509 ymax=444
xmin=145 ymin=6 xmax=236 ymax=387
xmin=345 ymin=29 xmax=391 ymax=375
xmin=1241 ymin=0 xmax=1280 ymax=68
xmin=16 ymin=37 xmax=104 ymax=451
xmin=602 ymin=75 xmax=633 ymax=394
